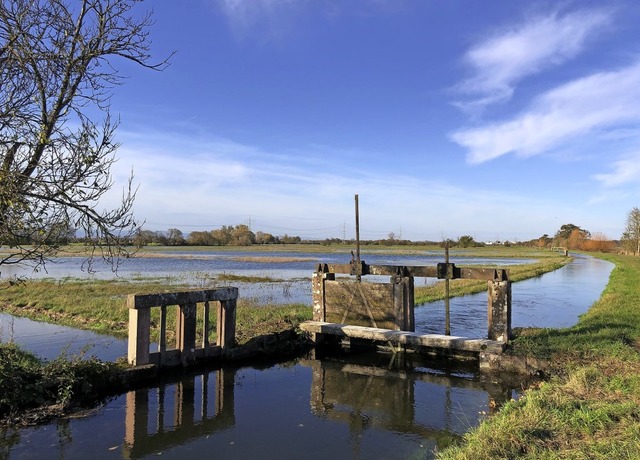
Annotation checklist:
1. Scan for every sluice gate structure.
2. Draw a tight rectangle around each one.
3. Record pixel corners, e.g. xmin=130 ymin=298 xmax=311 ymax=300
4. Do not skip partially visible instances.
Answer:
xmin=300 ymin=195 xmax=512 ymax=366
xmin=300 ymin=258 xmax=512 ymax=366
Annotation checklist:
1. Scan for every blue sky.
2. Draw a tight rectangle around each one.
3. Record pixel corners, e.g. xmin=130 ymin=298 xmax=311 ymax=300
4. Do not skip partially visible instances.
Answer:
xmin=104 ymin=0 xmax=640 ymax=242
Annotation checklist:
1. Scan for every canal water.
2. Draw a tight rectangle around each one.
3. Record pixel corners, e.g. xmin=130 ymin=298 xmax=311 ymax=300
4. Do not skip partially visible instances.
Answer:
xmin=0 ymin=253 xmax=614 ymax=459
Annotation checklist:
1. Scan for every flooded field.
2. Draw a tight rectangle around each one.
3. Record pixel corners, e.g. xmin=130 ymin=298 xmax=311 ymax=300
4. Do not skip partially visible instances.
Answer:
xmin=0 ymin=251 xmax=614 ymax=459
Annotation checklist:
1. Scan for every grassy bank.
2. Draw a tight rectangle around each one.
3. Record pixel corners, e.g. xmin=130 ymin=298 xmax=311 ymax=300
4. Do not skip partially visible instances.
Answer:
xmin=437 ymin=253 xmax=640 ymax=459
xmin=414 ymin=255 xmax=570 ymax=304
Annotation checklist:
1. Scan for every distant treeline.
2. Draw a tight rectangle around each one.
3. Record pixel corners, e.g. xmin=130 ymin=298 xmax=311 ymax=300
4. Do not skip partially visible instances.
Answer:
xmin=117 ymin=224 xmax=619 ymax=252
xmin=131 ymin=225 xmax=302 ymax=247
xmin=130 ymin=228 xmax=498 ymax=248
xmin=31 ymin=222 xmax=618 ymax=253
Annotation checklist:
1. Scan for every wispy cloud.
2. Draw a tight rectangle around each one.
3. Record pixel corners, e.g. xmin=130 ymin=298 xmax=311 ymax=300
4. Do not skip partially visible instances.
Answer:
xmin=103 ymin=127 xmax=563 ymax=240
xmin=592 ymin=151 xmax=640 ymax=188
xmin=450 ymin=59 xmax=640 ymax=164
xmin=455 ymin=8 xmax=612 ymax=112
xmin=217 ymin=0 xmax=307 ymax=39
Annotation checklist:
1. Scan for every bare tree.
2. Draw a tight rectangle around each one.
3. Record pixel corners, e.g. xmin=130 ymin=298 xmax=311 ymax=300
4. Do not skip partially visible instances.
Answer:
xmin=0 ymin=0 xmax=170 ymax=273
xmin=621 ymin=207 xmax=640 ymax=255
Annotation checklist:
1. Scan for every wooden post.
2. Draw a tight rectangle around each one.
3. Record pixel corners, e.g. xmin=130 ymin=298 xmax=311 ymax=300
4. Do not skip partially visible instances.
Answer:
xmin=445 ymin=242 xmax=451 ymax=336
xmin=488 ymin=280 xmax=512 ymax=342
xmin=403 ymin=276 xmax=415 ymax=332
xmin=392 ymin=275 xmax=415 ymax=331
xmin=128 ymin=306 xmax=150 ymax=366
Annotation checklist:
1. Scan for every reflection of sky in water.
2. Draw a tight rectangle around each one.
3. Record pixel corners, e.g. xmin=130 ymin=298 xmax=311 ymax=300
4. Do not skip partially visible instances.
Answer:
xmin=1 ymin=356 xmax=515 ymax=460
xmin=0 ymin=312 xmax=126 ymax=361
xmin=415 ymin=255 xmax=613 ymax=337
xmin=2 ymin=251 xmax=532 ymax=282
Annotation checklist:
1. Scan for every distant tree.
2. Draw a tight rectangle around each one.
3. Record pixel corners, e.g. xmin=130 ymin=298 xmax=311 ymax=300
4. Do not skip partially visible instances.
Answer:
xmin=166 ymin=228 xmax=185 ymax=246
xmin=211 ymin=225 xmax=233 ymax=245
xmin=554 ymin=224 xmax=589 ymax=248
xmin=621 ymin=207 xmax=640 ymax=255
xmin=440 ymin=238 xmax=457 ymax=248
xmin=536 ymin=234 xmax=552 ymax=248
xmin=255 ymin=231 xmax=276 ymax=244
xmin=230 ymin=224 xmax=255 ymax=246
xmin=187 ymin=231 xmax=214 ymax=246
xmin=567 ymin=228 xmax=587 ymax=250
xmin=281 ymin=234 xmax=301 ymax=244
xmin=583 ymin=232 xmax=615 ymax=253
xmin=457 ymin=235 xmax=476 ymax=248
xmin=133 ymin=230 xmax=157 ymax=248
xmin=555 ymin=224 xmax=590 ymax=240
xmin=0 ymin=0 xmax=170 ymax=272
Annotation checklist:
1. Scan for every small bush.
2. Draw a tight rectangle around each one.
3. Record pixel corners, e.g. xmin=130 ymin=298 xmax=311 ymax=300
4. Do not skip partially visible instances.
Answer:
xmin=0 ymin=343 xmax=120 ymax=421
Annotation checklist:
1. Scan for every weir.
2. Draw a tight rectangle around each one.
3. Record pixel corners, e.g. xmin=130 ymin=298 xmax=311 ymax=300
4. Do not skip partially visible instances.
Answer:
xmin=301 ymin=257 xmax=511 ymax=363
xmin=301 ymin=195 xmax=512 ymax=364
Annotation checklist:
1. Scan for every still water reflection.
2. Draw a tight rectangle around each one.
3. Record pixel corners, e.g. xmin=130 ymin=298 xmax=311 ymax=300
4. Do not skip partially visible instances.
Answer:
xmin=1 ymin=352 xmax=516 ymax=460
xmin=415 ymin=254 xmax=613 ymax=337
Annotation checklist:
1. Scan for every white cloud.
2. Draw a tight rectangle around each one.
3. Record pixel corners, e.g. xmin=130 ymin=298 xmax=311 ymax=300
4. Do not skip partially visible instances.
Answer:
xmin=101 ymin=127 xmax=566 ymax=240
xmin=450 ymin=59 xmax=640 ymax=164
xmin=592 ymin=152 xmax=640 ymax=188
xmin=217 ymin=0 xmax=306 ymax=39
xmin=455 ymin=8 xmax=612 ymax=111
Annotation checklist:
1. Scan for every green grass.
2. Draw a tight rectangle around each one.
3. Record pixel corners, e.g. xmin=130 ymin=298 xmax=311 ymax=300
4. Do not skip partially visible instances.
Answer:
xmin=437 ymin=253 xmax=640 ymax=459
xmin=0 ymin=278 xmax=311 ymax=344
xmin=415 ymin=255 xmax=571 ymax=304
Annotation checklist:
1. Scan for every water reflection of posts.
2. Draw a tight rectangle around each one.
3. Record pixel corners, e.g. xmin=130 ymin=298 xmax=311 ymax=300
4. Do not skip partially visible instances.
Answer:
xmin=303 ymin=358 xmax=513 ymax=442
xmin=123 ymin=368 xmax=236 ymax=459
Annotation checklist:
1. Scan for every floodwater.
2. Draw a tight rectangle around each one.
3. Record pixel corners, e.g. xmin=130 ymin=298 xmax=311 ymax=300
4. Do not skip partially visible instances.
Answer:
xmin=415 ymin=254 xmax=614 ymax=337
xmin=0 ymin=252 xmax=614 ymax=459
xmin=0 ymin=251 xmax=531 ymax=305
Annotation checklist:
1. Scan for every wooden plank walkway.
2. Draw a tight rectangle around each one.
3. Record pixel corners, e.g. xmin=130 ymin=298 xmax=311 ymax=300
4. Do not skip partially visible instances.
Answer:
xmin=299 ymin=321 xmax=506 ymax=355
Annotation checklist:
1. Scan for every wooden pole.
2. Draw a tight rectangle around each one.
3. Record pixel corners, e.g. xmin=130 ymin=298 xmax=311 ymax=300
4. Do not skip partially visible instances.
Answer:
xmin=355 ymin=194 xmax=361 ymax=282
xmin=445 ymin=242 xmax=451 ymax=336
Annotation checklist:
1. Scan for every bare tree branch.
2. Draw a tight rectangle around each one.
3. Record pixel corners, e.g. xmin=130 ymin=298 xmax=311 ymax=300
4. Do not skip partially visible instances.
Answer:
xmin=0 ymin=0 xmax=171 ymax=274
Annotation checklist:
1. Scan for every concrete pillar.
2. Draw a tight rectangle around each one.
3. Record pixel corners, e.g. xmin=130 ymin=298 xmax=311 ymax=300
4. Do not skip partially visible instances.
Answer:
xmin=176 ymin=302 xmax=197 ymax=365
xmin=488 ymin=280 xmax=511 ymax=342
xmin=128 ymin=308 xmax=150 ymax=366
xmin=217 ymin=299 xmax=237 ymax=349
xmin=312 ymin=271 xmax=334 ymax=321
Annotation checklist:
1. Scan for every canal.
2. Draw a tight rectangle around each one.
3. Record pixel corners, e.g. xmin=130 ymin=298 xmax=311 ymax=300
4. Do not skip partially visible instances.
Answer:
xmin=0 ymin=253 xmax=614 ymax=459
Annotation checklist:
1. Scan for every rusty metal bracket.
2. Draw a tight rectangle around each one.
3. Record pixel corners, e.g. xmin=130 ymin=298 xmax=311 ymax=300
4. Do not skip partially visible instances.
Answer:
xmin=316 ymin=263 xmax=330 ymax=273
xmin=436 ymin=262 xmax=457 ymax=279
